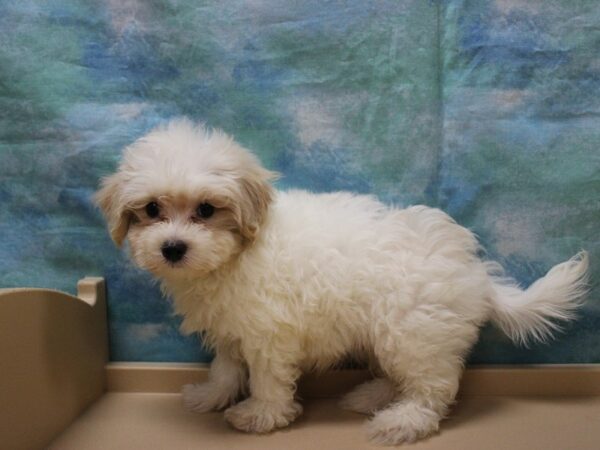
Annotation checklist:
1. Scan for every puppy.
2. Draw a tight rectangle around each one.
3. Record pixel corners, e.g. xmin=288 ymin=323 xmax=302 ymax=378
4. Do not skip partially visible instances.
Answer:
xmin=96 ymin=119 xmax=589 ymax=445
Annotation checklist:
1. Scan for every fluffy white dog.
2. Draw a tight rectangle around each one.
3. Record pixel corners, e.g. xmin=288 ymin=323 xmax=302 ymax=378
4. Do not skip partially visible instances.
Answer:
xmin=96 ymin=119 xmax=589 ymax=445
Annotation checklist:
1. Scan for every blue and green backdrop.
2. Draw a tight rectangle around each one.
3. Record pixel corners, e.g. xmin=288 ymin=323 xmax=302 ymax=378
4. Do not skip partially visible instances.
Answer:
xmin=1 ymin=0 xmax=598 ymax=363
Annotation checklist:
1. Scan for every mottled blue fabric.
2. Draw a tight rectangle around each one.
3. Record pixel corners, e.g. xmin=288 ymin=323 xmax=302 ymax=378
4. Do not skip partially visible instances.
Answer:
xmin=0 ymin=0 xmax=598 ymax=363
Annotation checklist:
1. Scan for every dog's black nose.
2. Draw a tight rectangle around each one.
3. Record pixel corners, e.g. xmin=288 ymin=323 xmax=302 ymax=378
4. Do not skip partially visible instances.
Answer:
xmin=161 ymin=241 xmax=188 ymax=263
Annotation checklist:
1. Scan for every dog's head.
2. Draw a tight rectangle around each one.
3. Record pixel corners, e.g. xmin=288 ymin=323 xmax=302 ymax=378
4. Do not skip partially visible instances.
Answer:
xmin=95 ymin=119 xmax=277 ymax=279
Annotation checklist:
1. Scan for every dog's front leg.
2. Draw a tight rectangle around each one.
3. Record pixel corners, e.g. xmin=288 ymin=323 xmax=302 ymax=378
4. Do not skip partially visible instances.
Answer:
xmin=182 ymin=349 xmax=247 ymax=413
xmin=224 ymin=351 xmax=302 ymax=433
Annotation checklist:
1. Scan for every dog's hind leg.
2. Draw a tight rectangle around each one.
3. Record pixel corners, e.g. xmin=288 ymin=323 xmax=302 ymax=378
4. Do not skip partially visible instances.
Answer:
xmin=365 ymin=359 xmax=462 ymax=445
xmin=367 ymin=309 xmax=480 ymax=445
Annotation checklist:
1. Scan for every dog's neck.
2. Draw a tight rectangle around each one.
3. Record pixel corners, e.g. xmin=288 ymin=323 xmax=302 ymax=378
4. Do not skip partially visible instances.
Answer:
xmin=157 ymin=219 xmax=272 ymax=341
xmin=158 ymin=251 xmax=248 ymax=338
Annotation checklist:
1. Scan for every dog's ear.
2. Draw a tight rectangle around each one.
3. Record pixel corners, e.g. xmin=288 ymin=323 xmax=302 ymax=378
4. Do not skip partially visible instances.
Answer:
xmin=235 ymin=165 xmax=278 ymax=242
xmin=94 ymin=172 xmax=130 ymax=247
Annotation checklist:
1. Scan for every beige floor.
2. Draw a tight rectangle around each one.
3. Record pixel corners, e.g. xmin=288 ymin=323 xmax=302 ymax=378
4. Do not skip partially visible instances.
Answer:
xmin=50 ymin=393 xmax=600 ymax=450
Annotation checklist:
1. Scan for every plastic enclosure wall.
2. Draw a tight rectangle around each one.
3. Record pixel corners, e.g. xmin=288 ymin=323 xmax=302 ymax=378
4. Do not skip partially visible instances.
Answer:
xmin=0 ymin=277 xmax=108 ymax=450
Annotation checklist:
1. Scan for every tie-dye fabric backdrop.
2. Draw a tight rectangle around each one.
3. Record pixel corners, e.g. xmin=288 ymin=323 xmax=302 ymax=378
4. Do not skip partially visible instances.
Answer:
xmin=1 ymin=0 xmax=598 ymax=363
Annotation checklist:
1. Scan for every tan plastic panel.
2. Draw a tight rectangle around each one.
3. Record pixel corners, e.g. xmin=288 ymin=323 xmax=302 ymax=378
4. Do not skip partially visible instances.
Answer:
xmin=0 ymin=278 xmax=108 ymax=450
xmin=106 ymin=363 xmax=373 ymax=396
xmin=50 ymin=394 xmax=600 ymax=450
xmin=106 ymin=363 xmax=600 ymax=396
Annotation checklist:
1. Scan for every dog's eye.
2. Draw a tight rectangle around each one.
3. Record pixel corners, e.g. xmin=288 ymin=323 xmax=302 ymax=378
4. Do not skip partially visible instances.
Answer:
xmin=196 ymin=203 xmax=215 ymax=219
xmin=145 ymin=202 xmax=160 ymax=219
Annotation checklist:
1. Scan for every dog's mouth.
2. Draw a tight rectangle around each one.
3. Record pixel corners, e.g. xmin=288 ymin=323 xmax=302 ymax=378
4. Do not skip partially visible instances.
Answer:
xmin=142 ymin=253 xmax=188 ymax=275
xmin=148 ymin=258 xmax=190 ymax=280
xmin=163 ymin=258 xmax=187 ymax=269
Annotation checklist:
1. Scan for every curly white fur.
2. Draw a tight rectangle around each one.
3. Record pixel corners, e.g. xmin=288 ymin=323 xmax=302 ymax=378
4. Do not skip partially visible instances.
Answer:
xmin=96 ymin=119 xmax=589 ymax=446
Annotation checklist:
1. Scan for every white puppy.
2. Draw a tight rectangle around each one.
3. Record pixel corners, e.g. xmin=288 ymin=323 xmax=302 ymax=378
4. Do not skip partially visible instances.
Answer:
xmin=96 ymin=119 xmax=589 ymax=445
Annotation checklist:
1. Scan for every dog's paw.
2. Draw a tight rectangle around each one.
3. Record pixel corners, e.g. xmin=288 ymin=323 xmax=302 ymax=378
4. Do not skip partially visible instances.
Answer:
xmin=181 ymin=382 xmax=235 ymax=413
xmin=366 ymin=401 xmax=440 ymax=445
xmin=339 ymin=377 xmax=396 ymax=414
xmin=224 ymin=398 xmax=302 ymax=433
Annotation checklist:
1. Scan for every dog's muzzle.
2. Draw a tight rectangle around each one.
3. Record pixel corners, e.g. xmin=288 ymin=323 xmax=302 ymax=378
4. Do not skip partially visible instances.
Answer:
xmin=161 ymin=240 xmax=188 ymax=263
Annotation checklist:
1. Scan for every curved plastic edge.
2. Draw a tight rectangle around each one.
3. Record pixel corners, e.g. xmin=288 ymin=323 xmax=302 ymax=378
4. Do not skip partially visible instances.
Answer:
xmin=0 ymin=277 xmax=108 ymax=450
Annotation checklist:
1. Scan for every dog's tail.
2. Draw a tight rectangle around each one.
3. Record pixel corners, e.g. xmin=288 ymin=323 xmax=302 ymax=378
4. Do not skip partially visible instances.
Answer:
xmin=488 ymin=251 xmax=589 ymax=346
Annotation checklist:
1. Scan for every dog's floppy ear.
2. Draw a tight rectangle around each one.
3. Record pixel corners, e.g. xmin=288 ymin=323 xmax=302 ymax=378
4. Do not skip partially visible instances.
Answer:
xmin=235 ymin=165 xmax=278 ymax=241
xmin=94 ymin=172 xmax=130 ymax=247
